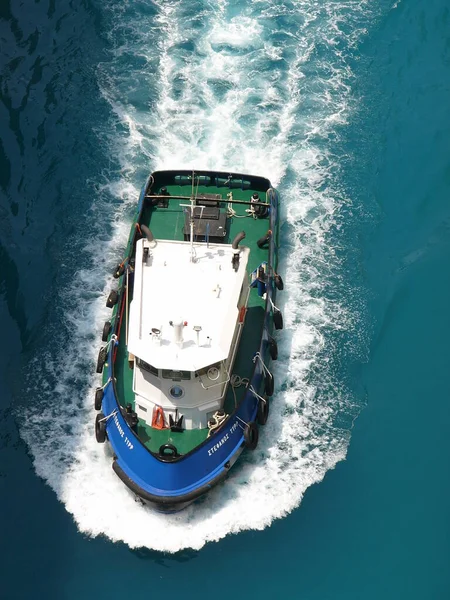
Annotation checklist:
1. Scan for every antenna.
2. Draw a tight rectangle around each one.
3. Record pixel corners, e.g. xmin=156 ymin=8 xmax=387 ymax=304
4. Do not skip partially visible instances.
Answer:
xmin=180 ymin=170 xmax=200 ymax=262
xmin=193 ymin=325 xmax=202 ymax=346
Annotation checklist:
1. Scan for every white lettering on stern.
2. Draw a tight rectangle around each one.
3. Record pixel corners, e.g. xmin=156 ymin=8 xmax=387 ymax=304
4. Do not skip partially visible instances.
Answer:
xmin=113 ymin=413 xmax=134 ymax=450
xmin=207 ymin=421 xmax=239 ymax=457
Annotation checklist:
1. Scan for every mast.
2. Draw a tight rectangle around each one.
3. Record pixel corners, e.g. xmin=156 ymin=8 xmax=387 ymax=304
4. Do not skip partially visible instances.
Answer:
xmin=180 ymin=169 xmax=202 ymax=263
xmin=189 ymin=179 xmax=195 ymax=262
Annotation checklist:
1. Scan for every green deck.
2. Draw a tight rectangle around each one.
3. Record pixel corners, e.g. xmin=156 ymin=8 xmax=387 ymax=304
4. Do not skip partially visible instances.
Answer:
xmin=109 ymin=174 xmax=275 ymax=456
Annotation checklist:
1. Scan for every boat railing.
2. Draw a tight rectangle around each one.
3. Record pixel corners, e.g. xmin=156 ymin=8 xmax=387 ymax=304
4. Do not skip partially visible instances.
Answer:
xmin=198 ymin=367 xmax=231 ymax=391
xmin=144 ymin=194 xmax=270 ymax=208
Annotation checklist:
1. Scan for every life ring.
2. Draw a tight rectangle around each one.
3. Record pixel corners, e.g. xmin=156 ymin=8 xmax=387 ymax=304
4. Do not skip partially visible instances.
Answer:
xmin=273 ymin=309 xmax=283 ymax=330
xmin=243 ymin=421 xmax=259 ymax=450
xmin=268 ymin=336 xmax=278 ymax=360
xmin=257 ymin=398 xmax=269 ymax=425
xmin=95 ymin=413 xmax=107 ymax=443
xmin=158 ymin=444 xmax=178 ymax=459
xmin=96 ymin=347 xmax=107 ymax=374
xmin=274 ymin=274 xmax=284 ymax=291
xmin=106 ymin=290 xmax=118 ymax=308
xmin=264 ymin=371 xmax=275 ymax=396
xmin=151 ymin=406 xmax=165 ymax=429
xmin=207 ymin=366 xmax=220 ymax=380
xmin=238 ymin=306 xmax=246 ymax=323
xmin=94 ymin=387 xmax=103 ymax=411
xmin=102 ymin=321 xmax=112 ymax=342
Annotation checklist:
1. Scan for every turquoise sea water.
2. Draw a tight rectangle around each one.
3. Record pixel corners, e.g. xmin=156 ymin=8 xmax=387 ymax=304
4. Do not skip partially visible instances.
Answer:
xmin=1 ymin=0 xmax=449 ymax=597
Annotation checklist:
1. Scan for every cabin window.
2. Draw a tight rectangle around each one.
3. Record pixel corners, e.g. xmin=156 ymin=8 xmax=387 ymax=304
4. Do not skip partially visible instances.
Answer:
xmin=169 ymin=385 xmax=184 ymax=399
xmin=162 ymin=369 xmax=191 ymax=381
xmin=138 ymin=405 xmax=147 ymax=412
xmin=137 ymin=358 xmax=158 ymax=376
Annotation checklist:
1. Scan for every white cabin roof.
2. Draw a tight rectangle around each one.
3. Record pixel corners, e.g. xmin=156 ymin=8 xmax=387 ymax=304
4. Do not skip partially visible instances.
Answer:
xmin=128 ymin=238 xmax=250 ymax=372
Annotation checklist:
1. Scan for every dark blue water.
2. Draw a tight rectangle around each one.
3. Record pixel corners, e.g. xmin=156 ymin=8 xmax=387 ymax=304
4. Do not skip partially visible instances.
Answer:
xmin=1 ymin=0 xmax=449 ymax=597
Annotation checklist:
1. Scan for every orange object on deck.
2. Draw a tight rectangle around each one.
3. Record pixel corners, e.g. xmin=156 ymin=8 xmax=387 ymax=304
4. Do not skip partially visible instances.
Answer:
xmin=238 ymin=305 xmax=247 ymax=323
xmin=152 ymin=406 xmax=166 ymax=429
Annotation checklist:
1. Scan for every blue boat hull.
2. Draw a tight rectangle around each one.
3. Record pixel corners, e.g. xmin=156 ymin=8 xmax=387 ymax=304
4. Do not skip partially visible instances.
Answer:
xmin=98 ymin=172 xmax=280 ymax=511
xmin=101 ymin=336 xmax=269 ymax=511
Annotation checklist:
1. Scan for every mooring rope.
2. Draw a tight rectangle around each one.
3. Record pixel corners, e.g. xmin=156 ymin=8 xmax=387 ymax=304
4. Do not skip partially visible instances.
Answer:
xmin=99 ymin=376 xmax=112 ymax=391
xmin=252 ymin=351 xmax=271 ymax=377
xmin=104 ymin=334 xmax=118 ymax=355
xmin=249 ymin=385 xmax=267 ymax=404
xmin=98 ymin=408 xmax=118 ymax=423
xmin=269 ymin=296 xmax=281 ymax=313
xmin=227 ymin=191 xmax=251 ymax=218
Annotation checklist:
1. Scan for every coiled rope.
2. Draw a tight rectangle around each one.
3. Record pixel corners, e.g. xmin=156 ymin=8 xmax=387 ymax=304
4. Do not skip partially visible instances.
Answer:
xmin=230 ymin=373 xmax=249 ymax=408
xmin=227 ymin=191 xmax=251 ymax=219
xmin=207 ymin=410 xmax=228 ymax=437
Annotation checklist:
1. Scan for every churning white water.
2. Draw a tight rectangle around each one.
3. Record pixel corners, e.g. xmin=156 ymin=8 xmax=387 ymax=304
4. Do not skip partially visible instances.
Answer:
xmin=21 ymin=0 xmax=372 ymax=551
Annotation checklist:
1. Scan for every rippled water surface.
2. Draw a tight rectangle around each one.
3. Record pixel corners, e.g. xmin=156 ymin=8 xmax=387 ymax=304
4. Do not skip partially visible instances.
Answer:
xmin=1 ymin=0 xmax=449 ymax=597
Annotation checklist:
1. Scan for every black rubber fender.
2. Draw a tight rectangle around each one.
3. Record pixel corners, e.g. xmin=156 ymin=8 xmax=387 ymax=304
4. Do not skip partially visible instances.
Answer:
xmin=95 ymin=413 xmax=107 ymax=443
xmin=94 ymin=387 xmax=104 ymax=411
xmin=273 ymin=309 xmax=284 ymax=330
xmin=257 ymin=398 xmax=269 ymax=426
xmin=264 ymin=371 xmax=275 ymax=396
xmin=274 ymin=274 xmax=284 ymax=291
xmin=96 ymin=347 xmax=107 ymax=374
xmin=101 ymin=321 xmax=112 ymax=342
xmin=106 ymin=290 xmax=118 ymax=308
xmin=257 ymin=232 xmax=271 ymax=249
xmin=113 ymin=263 xmax=125 ymax=279
xmin=243 ymin=421 xmax=259 ymax=450
xmin=244 ymin=421 xmax=259 ymax=450
xmin=268 ymin=336 xmax=278 ymax=360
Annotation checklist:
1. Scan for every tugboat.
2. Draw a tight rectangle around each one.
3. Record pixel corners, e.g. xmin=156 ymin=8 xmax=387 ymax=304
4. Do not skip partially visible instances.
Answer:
xmin=94 ymin=170 xmax=283 ymax=512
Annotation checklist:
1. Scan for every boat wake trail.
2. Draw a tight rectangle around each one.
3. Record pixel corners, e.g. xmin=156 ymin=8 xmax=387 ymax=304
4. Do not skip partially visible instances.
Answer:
xmin=20 ymin=0 xmax=373 ymax=551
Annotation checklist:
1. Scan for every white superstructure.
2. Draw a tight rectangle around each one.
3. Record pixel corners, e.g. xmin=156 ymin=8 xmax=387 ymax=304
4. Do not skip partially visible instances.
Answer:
xmin=127 ymin=237 xmax=250 ymax=429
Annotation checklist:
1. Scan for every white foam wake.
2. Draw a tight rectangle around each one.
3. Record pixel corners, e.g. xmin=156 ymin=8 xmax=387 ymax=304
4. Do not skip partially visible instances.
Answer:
xmin=21 ymin=0 xmax=373 ymax=552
